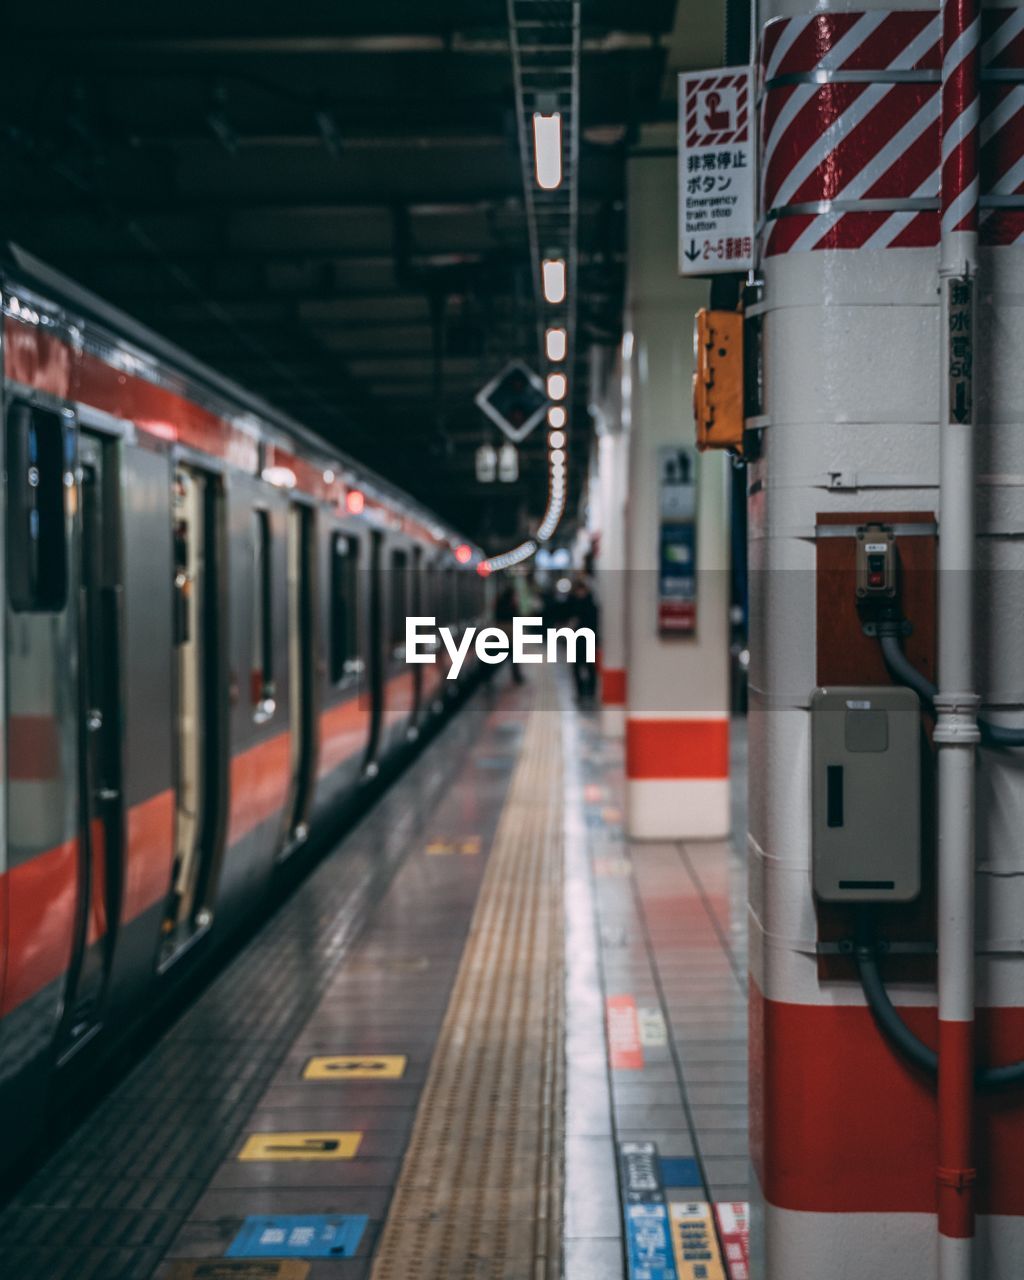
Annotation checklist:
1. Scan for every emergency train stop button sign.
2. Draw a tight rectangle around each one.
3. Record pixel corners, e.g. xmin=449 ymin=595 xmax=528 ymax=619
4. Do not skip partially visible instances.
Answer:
xmin=678 ymin=66 xmax=756 ymax=275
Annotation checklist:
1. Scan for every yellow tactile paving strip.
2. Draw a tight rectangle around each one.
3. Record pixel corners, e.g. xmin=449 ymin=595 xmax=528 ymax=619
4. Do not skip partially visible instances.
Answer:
xmin=371 ymin=678 xmax=565 ymax=1280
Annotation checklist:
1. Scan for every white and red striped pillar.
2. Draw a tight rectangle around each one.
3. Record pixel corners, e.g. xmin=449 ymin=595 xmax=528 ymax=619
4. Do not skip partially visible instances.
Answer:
xmin=750 ymin=2 xmax=1024 ymax=1277
xmin=590 ymin=343 xmax=629 ymax=737
xmin=623 ymin=127 xmax=731 ymax=840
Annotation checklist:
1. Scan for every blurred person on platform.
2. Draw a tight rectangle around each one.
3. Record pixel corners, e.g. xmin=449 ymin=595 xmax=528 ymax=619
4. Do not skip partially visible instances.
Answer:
xmin=566 ymin=577 xmax=598 ymax=704
xmin=494 ymin=579 xmax=524 ymax=686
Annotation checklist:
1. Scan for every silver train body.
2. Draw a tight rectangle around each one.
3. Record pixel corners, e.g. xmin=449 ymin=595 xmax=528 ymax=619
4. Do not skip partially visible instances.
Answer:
xmin=0 ymin=247 xmax=488 ymax=1172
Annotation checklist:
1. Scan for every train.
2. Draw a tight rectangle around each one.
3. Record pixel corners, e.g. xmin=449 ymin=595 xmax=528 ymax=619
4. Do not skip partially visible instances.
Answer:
xmin=0 ymin=244 xmax=490 ymax=1174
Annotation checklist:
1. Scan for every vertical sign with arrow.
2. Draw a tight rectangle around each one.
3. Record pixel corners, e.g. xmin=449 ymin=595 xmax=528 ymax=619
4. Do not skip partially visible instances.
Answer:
xmin=678 ymin=67 xmax=756 ymax=276
xmin=947 ymin=276 xmax=972 ymax=425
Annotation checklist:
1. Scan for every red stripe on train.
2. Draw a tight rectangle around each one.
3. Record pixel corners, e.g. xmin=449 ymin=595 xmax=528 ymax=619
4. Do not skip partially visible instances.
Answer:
xmin=4 ymin=315 xmax=259 ymax=472
xmin=227 ymin=731 xmax=293 ymax=848
xmin=1 ymin=841 xmax=77 ymax=1014
xmin=4 ymin=315 xmax=457 ymax=547
xmin=123 ymin=788 xmax=176 ymax=922
xmin=319 ymin=696 xmax=371 ymax=777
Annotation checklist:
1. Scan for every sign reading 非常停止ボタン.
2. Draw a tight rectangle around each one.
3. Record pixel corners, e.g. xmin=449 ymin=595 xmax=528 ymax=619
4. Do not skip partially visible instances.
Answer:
xmin=678 ymin=67 xmax=756 ymax=275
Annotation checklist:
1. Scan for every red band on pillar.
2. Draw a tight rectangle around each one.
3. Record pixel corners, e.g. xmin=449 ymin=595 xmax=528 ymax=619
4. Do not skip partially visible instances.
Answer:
xmin=626 ymin=718 xmax=729 ymax=779
xmin=602 ymin=668 xmax=626 ymax=706
xmin=938 ymin=1018 xmax=976 ymax=1239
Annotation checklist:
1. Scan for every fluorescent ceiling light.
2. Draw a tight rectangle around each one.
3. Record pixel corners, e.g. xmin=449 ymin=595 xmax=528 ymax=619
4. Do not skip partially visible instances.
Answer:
xmin=547 ymin=372 xmax=567 ymax=401
xmin=542 ymin=258 xmax=566 ymax=304
xmin=548 ymin=430 xmax=566 ymax=449
xmin=533 ymin=112 xmax=563 ymax=190
xmin=545 ymin=326 xmax=567 ymax=361
xmin=547 ymin=405 xmax=566 ymax=428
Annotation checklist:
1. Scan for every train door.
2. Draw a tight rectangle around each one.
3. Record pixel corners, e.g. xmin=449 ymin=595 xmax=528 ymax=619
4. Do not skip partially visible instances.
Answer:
xmin=409 ymin=546 xmax=425 ymax=725
xmin=59 ymin=431 xmax=124 ymax=1056
xmin=284 ymin=501 xmax=318 ymax=849
xmin=365 ymin=530 xmax=384 ymax=772
xmin=162 ymin=463 xmax=225 ymax=960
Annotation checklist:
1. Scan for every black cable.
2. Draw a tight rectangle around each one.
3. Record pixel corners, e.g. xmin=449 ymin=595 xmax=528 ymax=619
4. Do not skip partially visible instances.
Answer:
xmin=854 ymin=910 xmax=937 ymax=1075
xmin=878 ymin=628 xmax=1024 ymax=749
xmin=854 ymin=909 xmax=1024 ymax=1090
xmin=878 ymin=631 xmax=940 ymax=710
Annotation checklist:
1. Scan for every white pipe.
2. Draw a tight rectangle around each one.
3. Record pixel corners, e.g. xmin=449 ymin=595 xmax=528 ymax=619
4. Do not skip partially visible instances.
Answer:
xmin=935 ymin=0 xmax=981 ymax=1272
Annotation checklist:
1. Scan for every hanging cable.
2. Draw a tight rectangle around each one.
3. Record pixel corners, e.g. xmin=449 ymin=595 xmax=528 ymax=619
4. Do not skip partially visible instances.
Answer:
xmin=854 ymin=909 xmax=1024 ymax=1090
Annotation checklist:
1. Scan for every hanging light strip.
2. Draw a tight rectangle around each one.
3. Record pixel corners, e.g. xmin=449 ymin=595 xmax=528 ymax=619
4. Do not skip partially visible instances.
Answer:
xmin=482 ymin=539 xmax=539 ymax=574
xmin=507 ymin=0 xmax=581 ymax=549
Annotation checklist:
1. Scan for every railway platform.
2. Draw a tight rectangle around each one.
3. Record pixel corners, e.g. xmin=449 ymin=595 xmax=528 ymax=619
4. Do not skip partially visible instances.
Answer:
xmin=0 ymin=672 xmax=749 ymax=1280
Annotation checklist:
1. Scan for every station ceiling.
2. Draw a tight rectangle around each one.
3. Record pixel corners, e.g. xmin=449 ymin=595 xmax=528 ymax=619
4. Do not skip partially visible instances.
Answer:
xmin=3 ymin=1 xmax=722 ymax=548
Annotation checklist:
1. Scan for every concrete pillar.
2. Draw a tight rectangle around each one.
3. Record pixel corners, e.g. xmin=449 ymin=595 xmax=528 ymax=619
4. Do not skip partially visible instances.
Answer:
xmin=623 ymin=125 xmax=731 ymax=841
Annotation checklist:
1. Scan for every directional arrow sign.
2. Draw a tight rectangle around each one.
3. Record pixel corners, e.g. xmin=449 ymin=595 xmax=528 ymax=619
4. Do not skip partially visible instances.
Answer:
xmin=303 ymin=1055 xmax=407 ymax=1079
xmin=953 ymin=380 xmax=969 ymax=423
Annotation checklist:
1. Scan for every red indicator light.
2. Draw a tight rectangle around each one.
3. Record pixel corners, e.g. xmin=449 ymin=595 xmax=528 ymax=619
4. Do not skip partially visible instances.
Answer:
xmin=455 ymin=543 xmax=472 ymax=564
xmin=476 ymin=562 xmax=492 ymax=578
xmin=346 ymin=489 xmax=365 ymax=515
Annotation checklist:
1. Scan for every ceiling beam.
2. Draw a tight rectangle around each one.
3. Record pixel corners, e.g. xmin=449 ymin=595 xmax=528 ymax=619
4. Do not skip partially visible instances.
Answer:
xmin=7 ymin=32 xmax=668 ymax=57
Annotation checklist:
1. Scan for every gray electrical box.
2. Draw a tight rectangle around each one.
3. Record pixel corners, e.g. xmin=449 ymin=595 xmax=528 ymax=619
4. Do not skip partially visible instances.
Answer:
xmin=811 ymin=686 xmax=921 ymax=902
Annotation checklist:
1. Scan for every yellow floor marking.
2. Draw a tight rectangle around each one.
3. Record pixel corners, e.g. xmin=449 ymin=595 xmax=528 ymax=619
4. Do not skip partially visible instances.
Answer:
xmin=669 ymin=1201 xmax=727 ymax=1280
xmin=427 ymin=835 xmax=481 ymax=856
xmin=166 ymin=1262 xmax=311 ymax=1279
xmin=303 ymin=1054 xmax=407 ymax=1079
xmin=238 ymin=1131 xmax=362 ymax=1161
xmin=370 ymin=676 xmax=564 ymax=1280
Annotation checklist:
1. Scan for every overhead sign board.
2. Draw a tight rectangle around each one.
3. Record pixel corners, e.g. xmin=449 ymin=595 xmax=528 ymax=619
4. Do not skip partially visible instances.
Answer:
xmin=678 ymin=67 xmax=755 ymax=275
xmin=475 ymin=360 xmax=548 ymax=442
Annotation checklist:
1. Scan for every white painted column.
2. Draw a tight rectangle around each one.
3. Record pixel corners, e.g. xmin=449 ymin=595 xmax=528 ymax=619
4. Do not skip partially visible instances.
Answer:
xmin=624 ymin=125 xmax=731 ymax=840
xmin=593 ymin=345 xmax=628 ymax=737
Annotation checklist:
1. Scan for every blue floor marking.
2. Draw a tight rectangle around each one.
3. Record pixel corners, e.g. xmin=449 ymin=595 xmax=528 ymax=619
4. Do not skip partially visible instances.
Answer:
xmin=226 ymin=1214 xmax=367 ymax=1258
xmin=625 ymin=1202 xmax=679 ymax=1280
xmin=660 ymin=1157 xmax=701 ymax=1188
xmin=619 ymin=1141 xmax=679 ymax=1280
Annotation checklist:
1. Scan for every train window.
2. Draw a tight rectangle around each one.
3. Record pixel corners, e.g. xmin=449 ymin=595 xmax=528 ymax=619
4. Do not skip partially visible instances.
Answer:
xmin=251 ymin=509 xmax=275 ymax=719
xmin=389 ymin=549 xmax=408 ymax=650
xmin=6 ymin=401 xmax=68 ymax=612
xmin=330 ymin=532 xmax=359 ymax=683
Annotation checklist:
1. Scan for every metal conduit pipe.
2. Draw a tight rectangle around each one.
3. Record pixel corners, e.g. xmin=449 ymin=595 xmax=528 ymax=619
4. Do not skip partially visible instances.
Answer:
xmin=879 ymin=630 xmax=1024 ymax=749
xmin=936 ymin=0 xmax=982 ymax=1271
